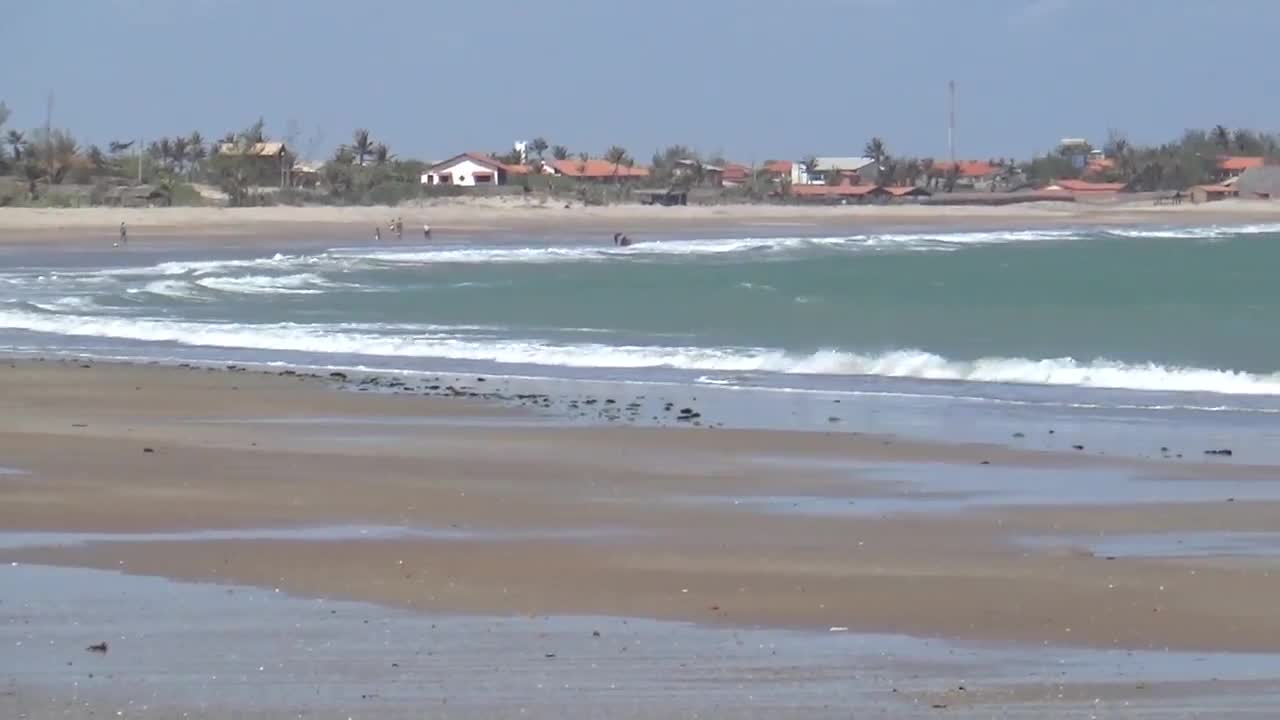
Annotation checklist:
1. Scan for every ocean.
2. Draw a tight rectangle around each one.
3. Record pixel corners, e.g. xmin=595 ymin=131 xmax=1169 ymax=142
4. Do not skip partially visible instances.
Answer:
xmin=4 ymin=222 xmax=1280 ymax=455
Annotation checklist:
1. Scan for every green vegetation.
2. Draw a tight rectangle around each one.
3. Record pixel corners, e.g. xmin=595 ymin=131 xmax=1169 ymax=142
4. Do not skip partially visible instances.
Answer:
xmin=1 ymin=91 xmax=1275 ymax=207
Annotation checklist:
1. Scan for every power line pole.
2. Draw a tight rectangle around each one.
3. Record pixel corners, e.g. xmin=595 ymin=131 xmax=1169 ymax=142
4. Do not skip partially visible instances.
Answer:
xmin=947 ymin=80 xmax=956 ymax=166
xmin=45 ymin=93 xmax=54 ymax=182
xmin=137 ymin=137 xmax=143 ymax=184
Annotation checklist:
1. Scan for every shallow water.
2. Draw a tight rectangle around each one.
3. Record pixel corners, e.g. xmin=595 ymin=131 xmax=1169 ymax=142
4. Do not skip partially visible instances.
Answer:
xmin=1023 ymin=531 xmax=1280 ymax=559
xmin=4 ymin=564 xmax=1279 ymax=718
xmin=0 ymin=524 xmax=636 ymax=551
xmin=5 ymin=226 xmax=1280 ymax=461
xmin=684 ymin=459 xmax=1276 ymax=515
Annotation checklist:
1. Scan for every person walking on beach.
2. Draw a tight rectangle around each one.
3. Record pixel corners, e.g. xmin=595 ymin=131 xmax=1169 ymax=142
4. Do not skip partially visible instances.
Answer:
xmin=423 ymin=224 xmax=432 ymax=240
xmin=394 ymin=216 xmax=403 ymax=240
xmin=117 ymin=222 xmax=127 ymax=247
xmin=375 ymin=226 xmax=381 ymax=241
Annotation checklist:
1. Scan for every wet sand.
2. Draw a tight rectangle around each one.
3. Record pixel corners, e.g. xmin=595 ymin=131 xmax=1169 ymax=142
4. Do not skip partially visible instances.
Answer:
xmin=2 ymin=199 xmax=1280 ymax=248
xmin=4 ymin=360 xmax=1280 ymax=715
xmin=6 ymin=564 xmax=1280 ymax=719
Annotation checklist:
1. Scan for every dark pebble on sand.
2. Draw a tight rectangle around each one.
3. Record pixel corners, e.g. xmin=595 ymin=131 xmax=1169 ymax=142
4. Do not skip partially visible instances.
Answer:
xmin=1204 ymin=448 xmax=1233 ymax=456
xmin=1072 ymin=444 xmax=1084 ymax=450
xmin=1012 ymin=432 xmax=1025 ymax=438
xmin=86 ymin=642 xmax=108 ymax=654
xmin=980 ymin=460 xmax=990 ymax=465
xmin=329 ymin=372 xmax=348 ymax=380
xmin=142 ymin=447 xmax=155 ymax=453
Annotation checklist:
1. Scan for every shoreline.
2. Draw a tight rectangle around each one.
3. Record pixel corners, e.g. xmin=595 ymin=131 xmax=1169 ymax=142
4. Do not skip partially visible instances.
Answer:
xmin=2 ymin=199 xmax=1280 ymax=248
xmin=4 ymin=359 xmax=1280 ymax=654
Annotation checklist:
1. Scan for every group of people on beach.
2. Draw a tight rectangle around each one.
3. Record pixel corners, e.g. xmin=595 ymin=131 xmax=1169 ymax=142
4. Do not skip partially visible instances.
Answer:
xmin=612 ymin=232 xmax=632 ymax=247
xmin=375 ymin=217 xmax=431 ymax=242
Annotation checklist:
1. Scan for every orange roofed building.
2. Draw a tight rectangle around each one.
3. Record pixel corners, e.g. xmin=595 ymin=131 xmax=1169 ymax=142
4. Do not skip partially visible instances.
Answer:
xmin=543 ymin=158 xmax=650 ymax=181
xmin=1217 ymin=156 xmax=1266 ymax=180
xmin=1043 ymin=179 xmax=1128 ymax=193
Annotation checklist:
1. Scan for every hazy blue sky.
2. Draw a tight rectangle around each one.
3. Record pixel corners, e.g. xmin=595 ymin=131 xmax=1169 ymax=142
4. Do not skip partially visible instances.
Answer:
xmin=2 ymin=0 xmax=1277 ymax=163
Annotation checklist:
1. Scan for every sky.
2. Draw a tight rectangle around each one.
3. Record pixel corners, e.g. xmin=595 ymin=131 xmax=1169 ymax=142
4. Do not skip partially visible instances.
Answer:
xmin=2 ymin=0 xmax=1278 ymax=163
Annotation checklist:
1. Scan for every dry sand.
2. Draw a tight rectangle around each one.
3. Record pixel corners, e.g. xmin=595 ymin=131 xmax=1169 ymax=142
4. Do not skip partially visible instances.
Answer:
xmin=2 ymin=197 xmax=1280 ymax=246
xmin=3 ymin=360 xmax=1280 ymax=656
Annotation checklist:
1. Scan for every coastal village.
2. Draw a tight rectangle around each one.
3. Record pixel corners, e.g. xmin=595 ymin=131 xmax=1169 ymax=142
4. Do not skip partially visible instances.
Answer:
xmin=2 ymin=98 xmax=1279 ymax=208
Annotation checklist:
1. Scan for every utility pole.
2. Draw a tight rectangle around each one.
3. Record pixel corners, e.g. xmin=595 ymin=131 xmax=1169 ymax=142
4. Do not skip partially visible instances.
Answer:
xmin=137 ymin=137 xmax=143 ymax=184
xmin=45 ymin=93 xmax=54 ymax=182
xmin=947 ymin=80 xmax=956 ymax=166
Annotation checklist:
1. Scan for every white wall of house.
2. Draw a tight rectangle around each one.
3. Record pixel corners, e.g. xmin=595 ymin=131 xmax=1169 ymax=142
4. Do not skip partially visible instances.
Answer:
xmin=424 ymin=158 xmax=502 ymax=187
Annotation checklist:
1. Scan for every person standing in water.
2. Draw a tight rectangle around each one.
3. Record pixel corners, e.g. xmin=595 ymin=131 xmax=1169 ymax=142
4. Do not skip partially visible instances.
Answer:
xmin=423 ymin=224 xmax=432 ymax=240
xmin=375 ymin=226 xmax=381 ymax=241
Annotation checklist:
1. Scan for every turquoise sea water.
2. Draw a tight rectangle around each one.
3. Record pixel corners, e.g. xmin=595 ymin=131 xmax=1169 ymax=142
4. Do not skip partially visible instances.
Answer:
xmin=3 ymin=223 xmax=1280 ymax=419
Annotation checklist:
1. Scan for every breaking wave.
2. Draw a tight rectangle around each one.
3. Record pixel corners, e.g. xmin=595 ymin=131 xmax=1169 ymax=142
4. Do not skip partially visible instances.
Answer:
xmin=1 ymin=308 xmax=1278 ymax=396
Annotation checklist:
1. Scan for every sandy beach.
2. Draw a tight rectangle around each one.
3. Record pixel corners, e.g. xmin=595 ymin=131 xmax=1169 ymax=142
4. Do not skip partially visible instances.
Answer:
xmin=2 ymin=198 xmax=1280 ymax=247
xmin=4 ymin=360 xmax=1280 ymax=715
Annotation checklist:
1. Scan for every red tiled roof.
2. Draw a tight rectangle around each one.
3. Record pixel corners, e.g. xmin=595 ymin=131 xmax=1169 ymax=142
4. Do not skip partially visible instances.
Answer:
xmin=931 ymin=160 xmax=998 ymax=178
xmin=722 ymin=163 xmax=750 ymax=182
xmin=791 ymin=182 xmax=886 ymax=198
xmin=1050 ymin=179 xmax=1127 ymax=192
xmin=883 ymin=185 xmax=931 ymax=197
xmin=547 ymin=159 xmax=649 ymax=179
xmin=1217 ymin=156 xmax=1265 ymax=172
xmin=763 ymin=160 xmax=793 ymax=175
xmin=1193 ymin=184 xmax=1238 ymax=193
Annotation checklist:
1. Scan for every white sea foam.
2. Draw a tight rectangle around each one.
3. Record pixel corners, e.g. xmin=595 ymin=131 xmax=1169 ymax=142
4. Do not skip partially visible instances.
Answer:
xmin=1106 ymin=223 xmax=1280 ymax=240
xmin=195 ymin=273 xmax=333 ymax=295
xmin=126 ymin=279 xmax=207 ymax=301
xmin=2 ymin=309 xmax=1279 ymax=396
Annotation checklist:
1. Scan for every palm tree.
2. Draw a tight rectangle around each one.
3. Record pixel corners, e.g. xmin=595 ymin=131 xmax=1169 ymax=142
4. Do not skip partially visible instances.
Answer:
xmin=551 ymin=145 xmax=570 ymax=161
xmin=170 ymin=136 xmax=190 ymax=175
xmin=373 ymin=143 xmax=393 ymax=166
xmin=47 ymin=130 xmax=80 ymax=184
xmin=152 ymin=139 xmax=169 ymax=167
xmin=863 ymin=137 xmax=888 ymax=165
xmin=5 ymin=130 xmax=24 ymax=161
xmin=1212 ymin=125 xmax=1231 ymax=152
xmin=351 ymin=129 xmax=374 ymax=166
xmin=87 ymin=145 xmax=109 ymax=174
xmin=21 ymin=157 xmax=45 ymax=199
xmin=604 ymin=145 xmax=630 ymax=166
xmin=186 ymin=131 xmax=207 ymax=177
xmin=802 ymin=155 xmax=819 ymax=183
xmin=530 ymin=137 xmax=549 ymax=161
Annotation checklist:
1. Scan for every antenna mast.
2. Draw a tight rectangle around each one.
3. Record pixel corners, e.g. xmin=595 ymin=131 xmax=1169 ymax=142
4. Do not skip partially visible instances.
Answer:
xmin=947 ymin=80 xmax=956 ymax=165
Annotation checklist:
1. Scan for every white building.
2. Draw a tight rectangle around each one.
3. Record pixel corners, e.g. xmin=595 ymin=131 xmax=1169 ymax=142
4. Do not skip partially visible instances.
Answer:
xmin=794 ymin=156 xmax=877 ymax=185
xmin=422 ymin=153 xmax=521 ymax=187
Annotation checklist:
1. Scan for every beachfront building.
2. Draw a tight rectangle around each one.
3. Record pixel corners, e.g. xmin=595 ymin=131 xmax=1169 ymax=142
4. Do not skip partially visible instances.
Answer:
xmin=928 ymin=160 xmax=1011 ymax=191
xmin=1189 ymin=184 xmax=1239 ymax=203
xmin=1041 ymin=179 xmax=1128 ymax=195
xmin=671 ymin=159 xmax=725 ymax=187
xmin=795 ymin=157 xmax=877 ymax=185
xmin=762 ymin=160 xmax=793 ymax=183
xmin=1216 ymin=156 xmax=1265 ymax=182
xmin=1233 ymin=166 xmax=1280 ymax=199
xmin=789 ymin=181 xmax=891 ymax=203
xmin=216 ymin=141 xmax=294 ymax=188
xmin=421 ymin=153 xmax=528 ymax=187
xmin=542 ymin=159 xmax=650 ymax=183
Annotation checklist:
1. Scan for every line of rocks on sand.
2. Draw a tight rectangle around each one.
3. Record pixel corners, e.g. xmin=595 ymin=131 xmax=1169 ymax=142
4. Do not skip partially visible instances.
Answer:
xmin=13 ymin=358 xmax=1240 ymax=459
xmin=217 ymin=363 xmax=717 ymax=429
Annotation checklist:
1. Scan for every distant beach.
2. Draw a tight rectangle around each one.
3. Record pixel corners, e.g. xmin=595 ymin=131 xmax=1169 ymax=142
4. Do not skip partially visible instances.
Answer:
xmin=3 ymin=197 xmax=1280 ymax=247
